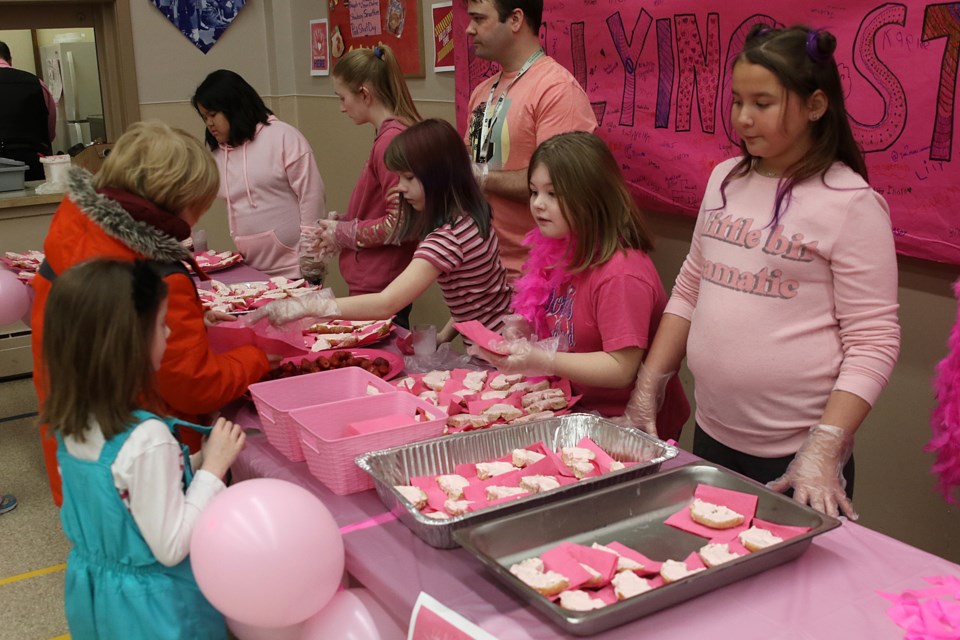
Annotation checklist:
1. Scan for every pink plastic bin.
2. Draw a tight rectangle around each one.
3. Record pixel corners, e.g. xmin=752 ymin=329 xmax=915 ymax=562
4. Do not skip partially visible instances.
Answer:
xmin=291 ymin=392 xmax=447 ymax=495
xmin=248 ymin=367 xmax=397 ymax=462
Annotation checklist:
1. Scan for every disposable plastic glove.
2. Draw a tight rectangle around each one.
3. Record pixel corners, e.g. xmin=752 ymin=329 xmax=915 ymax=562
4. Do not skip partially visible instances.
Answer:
xmin=767 ymin=424 xmax=857 ymax=520
xmin=316 ymin=218 xmax=359 ymax=255
xmin=499 ymin=314 xmax=534 ymax=343
xmin=244 ymin=289 xmax=341 ymax=327
xmin=609 ymin=364 xmax=674 ymax=436
xmin=469 ymin=336 xmax=559 ymax=377
xmin=298 ymin=254 xmax=328 ymax=285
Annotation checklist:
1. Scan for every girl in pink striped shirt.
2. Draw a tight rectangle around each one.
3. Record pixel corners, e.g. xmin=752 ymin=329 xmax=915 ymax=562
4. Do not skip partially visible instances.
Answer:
xmin=252 ymin=119 xmax=512 ymax=344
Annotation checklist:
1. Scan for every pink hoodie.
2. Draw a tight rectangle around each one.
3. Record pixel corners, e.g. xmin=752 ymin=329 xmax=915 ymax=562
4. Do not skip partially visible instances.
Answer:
xmin=215 ymin=116 xmax=326 ymax=278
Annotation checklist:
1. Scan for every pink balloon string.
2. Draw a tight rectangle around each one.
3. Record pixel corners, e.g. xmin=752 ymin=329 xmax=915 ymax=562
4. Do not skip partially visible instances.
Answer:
xmin=338 ymin=512 xmax=398 ymax=535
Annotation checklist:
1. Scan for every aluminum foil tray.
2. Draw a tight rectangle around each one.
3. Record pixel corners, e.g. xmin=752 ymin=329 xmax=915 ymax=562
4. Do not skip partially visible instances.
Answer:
xmin=356 ymin=413 xmax=678 ymax=549
xmin=453 ymin=462 xmax=841 ymax=636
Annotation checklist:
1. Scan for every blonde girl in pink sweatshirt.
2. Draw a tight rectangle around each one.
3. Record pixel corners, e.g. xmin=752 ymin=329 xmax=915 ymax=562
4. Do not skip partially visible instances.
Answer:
xmin=618 ymin=25 xmax=900 ymax=520
xmin=193 ymin=70 xmax=327 ymax=281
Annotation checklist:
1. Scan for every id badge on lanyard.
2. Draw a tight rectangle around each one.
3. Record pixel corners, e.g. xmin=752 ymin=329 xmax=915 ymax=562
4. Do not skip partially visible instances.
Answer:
xmin=475 ymin=48 xmax=545 ymax=164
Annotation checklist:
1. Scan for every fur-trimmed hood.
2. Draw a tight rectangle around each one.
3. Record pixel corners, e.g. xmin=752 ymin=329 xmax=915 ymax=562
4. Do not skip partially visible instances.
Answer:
xmin=65 ymin=167 xmax=192 ymax=264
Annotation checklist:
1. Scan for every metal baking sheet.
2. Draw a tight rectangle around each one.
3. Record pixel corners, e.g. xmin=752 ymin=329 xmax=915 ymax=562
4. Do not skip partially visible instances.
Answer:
xmin=453 ymin=462 xmax=841 ymax=636
xmin=355 ymin=413 xmax=678 ymax=548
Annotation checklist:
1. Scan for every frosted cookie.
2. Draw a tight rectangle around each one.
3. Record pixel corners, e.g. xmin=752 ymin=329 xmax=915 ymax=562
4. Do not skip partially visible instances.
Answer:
xmin=485 ymin=485 xmax=527 ymax=501
xmin=509 ymin=410 xmax=556 ymax=425
xmin=509 ymin=379 xmax=550 ymax=394
xmin=698 ymin=542 xmax=742 ymax=568
xmin=521 ymin=388 xmax=566 ymax=408
xmin=443 ymin=499 xmax=473 ymax=516
xmin=591 ymin=543 xmax=644 ymax=572
xmin=394 ymin=485 xmax=427 ymax=509
xmin=436 ymin=474 xmax=470 ymax=499
xmin=561 ymin=447 xmax=596 ymax=466
xmin=510 ymin=562 xmax=569 ymax=597
xmin=689 ymin=498 xmax=745 ymax=530
xmin=424 ymin=511 xmax=451 ymax=520
xmin=481 ymin=403 xmax=524 ymax=422
xmin=659 ymin=559 xmax=705 ymax=583
xmin=609 ymin=460 xmax=626 ymax=471
xmin=511 ymin=448 xmax=547 ymax=468
xmin=579 ymin=563 xmax=605 ymax=588
xmin=475 ymin=461 xmax=516 ymax=480
xmin=418 ymin=390 xmax=439 ymax=405
xmin=612 ymin=570 xmax=652 ymax=600
xmin=447 ymin=414 xmax=490 ymax=430
xmin=490 ymin=373 xmax=525 ymax=390
xmin=462 ymin=370 xmax=488 ymax=391
xmin=738 ymin=526 xmax=784 ymax=552
xmin=481 ymin=390 xmax=511 ymax=401
xmin=558 ymin=590 xmax=606 ymax=611
xmin=519 ymin=475 xmax=561 ymax=493
xmin=422 ymin=370 xmax=451 ymax=391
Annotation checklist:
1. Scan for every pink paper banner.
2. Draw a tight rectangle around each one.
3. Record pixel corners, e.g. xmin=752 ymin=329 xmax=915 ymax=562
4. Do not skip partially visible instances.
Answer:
xmin=454 ymin=1 xmax=960 ymax=264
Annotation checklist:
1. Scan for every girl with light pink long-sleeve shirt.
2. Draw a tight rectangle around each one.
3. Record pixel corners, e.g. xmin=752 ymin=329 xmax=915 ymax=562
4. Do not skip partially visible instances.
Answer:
xmin=618 ymin=25 xmax=900 ymax=521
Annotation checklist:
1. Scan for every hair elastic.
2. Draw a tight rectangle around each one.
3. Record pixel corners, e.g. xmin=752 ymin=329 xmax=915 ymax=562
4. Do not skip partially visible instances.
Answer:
xmin=373 ymin=46 xmax=383 ymax=60
xmin=806 ymin=30 xmax=830 ymax=64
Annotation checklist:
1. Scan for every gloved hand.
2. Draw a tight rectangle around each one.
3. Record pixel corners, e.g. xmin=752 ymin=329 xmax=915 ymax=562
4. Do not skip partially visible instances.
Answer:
xmin=500 ymin=314 xmax=534 ymax=342
xmin=608 ymin=364 xmax=674 ymax=436
xmin=203 ymin=310 xmax=235 ymax=326
xmin=472 ymin=162 xmax=489 ymax=188
xmin=244 ymin=289 xmax=341 ymax=327
xmin=317 ymin=218 xmax=359 ymax=255
xmin=469 ymin=336 xmax=559 ymax=377
xmin=767 ymin=424 xmax=857 ymax=520
xmin=300 ymin=256 xmax=328 ymax=286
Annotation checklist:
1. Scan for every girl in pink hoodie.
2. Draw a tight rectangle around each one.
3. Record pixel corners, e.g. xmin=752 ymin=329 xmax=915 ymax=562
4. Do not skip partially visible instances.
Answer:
xmin=193 ymin=70 xmax=326 ymax=280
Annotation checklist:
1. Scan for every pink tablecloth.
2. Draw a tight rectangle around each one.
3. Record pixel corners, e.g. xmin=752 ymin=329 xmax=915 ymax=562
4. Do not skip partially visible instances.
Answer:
xmin=227 ymin=404 xmax=959 ymax=639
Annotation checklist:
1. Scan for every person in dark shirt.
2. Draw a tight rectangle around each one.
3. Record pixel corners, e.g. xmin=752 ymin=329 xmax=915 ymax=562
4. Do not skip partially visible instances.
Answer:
xmin=0 ymin=41 xmax=56 ymax=181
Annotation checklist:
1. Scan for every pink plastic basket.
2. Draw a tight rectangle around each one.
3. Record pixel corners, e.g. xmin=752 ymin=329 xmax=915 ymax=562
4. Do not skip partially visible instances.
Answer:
xmin=248 ymin=368 xmax=397 ymax=462
xmin=291 ymin=393 xmax=447 ymax=495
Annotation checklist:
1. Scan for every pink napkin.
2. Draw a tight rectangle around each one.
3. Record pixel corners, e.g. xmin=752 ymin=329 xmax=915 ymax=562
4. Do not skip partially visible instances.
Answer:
xmin=592 ymin=585 xmax=619 ymax=606
xmin=207 ymin=318 xmax=307 ymax=356
xmin=605 ymin=541 xmax=662 ymax=575
xmin=409 ymin=476 xmax=451 ymax=512
xmin=542 ymin=545 xmax=595 ymax=591
xmin=574 ymin=436 xmax=621 ymax=474
xmin=563 ymin=543 xmax=618 ymax=586
xmin=453 ymin=320 xmax=509 ymax=354
xmin=749 ymin=517 xmax=810 ymax=541
xmin=664 ymin=484 xmax=758 ymax=541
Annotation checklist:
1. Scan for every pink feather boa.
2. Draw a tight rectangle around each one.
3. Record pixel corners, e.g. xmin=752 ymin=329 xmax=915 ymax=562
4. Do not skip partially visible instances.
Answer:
xmin=927 ymin=277 xmax=960 ymax=503
xmin=511 ymin=229 xmax=573 ymax=338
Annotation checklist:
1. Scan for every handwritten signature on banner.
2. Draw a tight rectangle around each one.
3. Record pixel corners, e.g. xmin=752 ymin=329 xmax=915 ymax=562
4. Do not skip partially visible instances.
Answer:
xmin=454 ymin=1 xmax=960 ymax=264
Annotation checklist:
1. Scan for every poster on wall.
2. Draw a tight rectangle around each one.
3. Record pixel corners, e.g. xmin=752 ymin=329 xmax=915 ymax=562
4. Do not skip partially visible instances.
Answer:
xmin=310 ymin=19 xmax=330 ymax=76
xmin=432 ymin=2 xmax=455 ymax=72
xmin=327 ymin=0 xmax=424 ymax=76
xmin=150 ymin=0 xmax=247 ymax=54
xmin=453 ymin=1 xmax=960 ymax=265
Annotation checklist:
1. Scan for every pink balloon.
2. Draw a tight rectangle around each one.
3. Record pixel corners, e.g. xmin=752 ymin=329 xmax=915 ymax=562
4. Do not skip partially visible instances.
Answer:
xmin=226 ymin=617 xmax=304 ymax=640
xmin=190 ymin=478 xmax=345 ymax=628
xmin=0 ymin=269 xmax=30 ymax=326
xmin=300 ymin=589 xmax=406 ymax=640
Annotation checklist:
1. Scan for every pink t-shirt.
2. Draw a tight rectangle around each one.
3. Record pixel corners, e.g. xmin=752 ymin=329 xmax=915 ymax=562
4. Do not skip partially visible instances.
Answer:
xmin=339 ymin=118 xmax=417 ymax=295
xmin=414 ymin=215 xmax=511 ymax=339
xmin=466 ymin=56 xmax=597 ymax=279
xmin=667 ymin=158 xmax=900 ymax=457
xmin=543 ymin=249 xmax=689 ymax=436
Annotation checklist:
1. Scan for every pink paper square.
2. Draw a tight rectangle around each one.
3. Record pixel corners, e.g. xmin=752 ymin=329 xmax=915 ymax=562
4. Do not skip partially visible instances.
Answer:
xmin=454 ymin=321 xmax=509 ymax=354
xmin=683 ymin=551 xmax=707 ymax=570
xmin=345 ymin=413 xmax=411 ymax=435
xmin=592 ymin=585 xmax=618 ymax=606
xmin=485 ymin=491 xmax=530 ymax=506
xmin=750 ymin=517 xmax=811 ymax=541
xmin=574 ymin=436 xmax=620 ymax=474
xmin=541 ymin=545 xmax=595 ymax=590
xmin=601 ymin=542 xmax=661 ymax=575
xmin=663 ymin=483 xmax=757 ymax=541
xmin=410 ymin=476 xmax=451 ymax=512
xmin=563 ymin=543 xmax=618 ymax=585
xmin=517 ymin=454 xmax=566 ymax=479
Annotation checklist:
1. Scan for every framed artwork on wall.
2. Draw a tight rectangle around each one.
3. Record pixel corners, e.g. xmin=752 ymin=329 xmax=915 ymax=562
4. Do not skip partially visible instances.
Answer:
xmin=327 ymin=0 xmax=424 ymax=77
xmin=310 ymin=19 xmax=330 ymax=76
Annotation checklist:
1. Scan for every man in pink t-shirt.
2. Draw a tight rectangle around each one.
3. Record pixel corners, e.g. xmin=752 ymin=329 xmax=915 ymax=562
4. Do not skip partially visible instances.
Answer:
xmin=463 ymin=0 xmax=597 ymax=279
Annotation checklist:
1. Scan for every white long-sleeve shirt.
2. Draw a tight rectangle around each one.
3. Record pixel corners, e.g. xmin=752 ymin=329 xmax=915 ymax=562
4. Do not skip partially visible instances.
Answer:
xmin=667 ymin=158 xmax=901 ymax=457
xmin=63 ymin=418 xmax=224 ymax=567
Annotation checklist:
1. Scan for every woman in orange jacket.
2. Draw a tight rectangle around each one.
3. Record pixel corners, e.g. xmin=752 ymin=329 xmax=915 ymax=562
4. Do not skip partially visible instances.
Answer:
xmin=31 ymin=120 xmax=271 ymax=506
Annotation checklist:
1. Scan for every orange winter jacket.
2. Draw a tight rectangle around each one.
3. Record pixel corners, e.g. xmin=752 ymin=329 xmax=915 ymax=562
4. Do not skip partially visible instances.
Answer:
xmin=32 ymin=169 xmax=270 ymax=505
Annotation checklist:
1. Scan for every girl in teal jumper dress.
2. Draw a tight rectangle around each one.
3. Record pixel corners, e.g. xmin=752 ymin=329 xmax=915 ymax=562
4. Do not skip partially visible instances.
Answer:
xmin=40 ymin=259 xmax=246 ymax=640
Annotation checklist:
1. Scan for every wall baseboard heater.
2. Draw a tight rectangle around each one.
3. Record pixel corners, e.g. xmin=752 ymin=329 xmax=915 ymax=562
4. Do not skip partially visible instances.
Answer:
xmin=0 ymin=329 xmax=33 ymax=379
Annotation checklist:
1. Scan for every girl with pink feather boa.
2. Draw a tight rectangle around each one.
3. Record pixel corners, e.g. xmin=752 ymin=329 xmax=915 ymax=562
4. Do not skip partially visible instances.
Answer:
xmin=472 ymin=132 xmax=689 ymax=440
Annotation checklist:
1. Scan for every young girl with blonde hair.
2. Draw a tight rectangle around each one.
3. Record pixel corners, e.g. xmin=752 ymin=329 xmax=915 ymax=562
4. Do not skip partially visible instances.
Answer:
xmin=473 ymin=131 xmax=689 ymax=439
xmin=317 ymin=44 xmax=422 ymax=327
xmin=43 ymin=259 xmax=245 ymax=639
